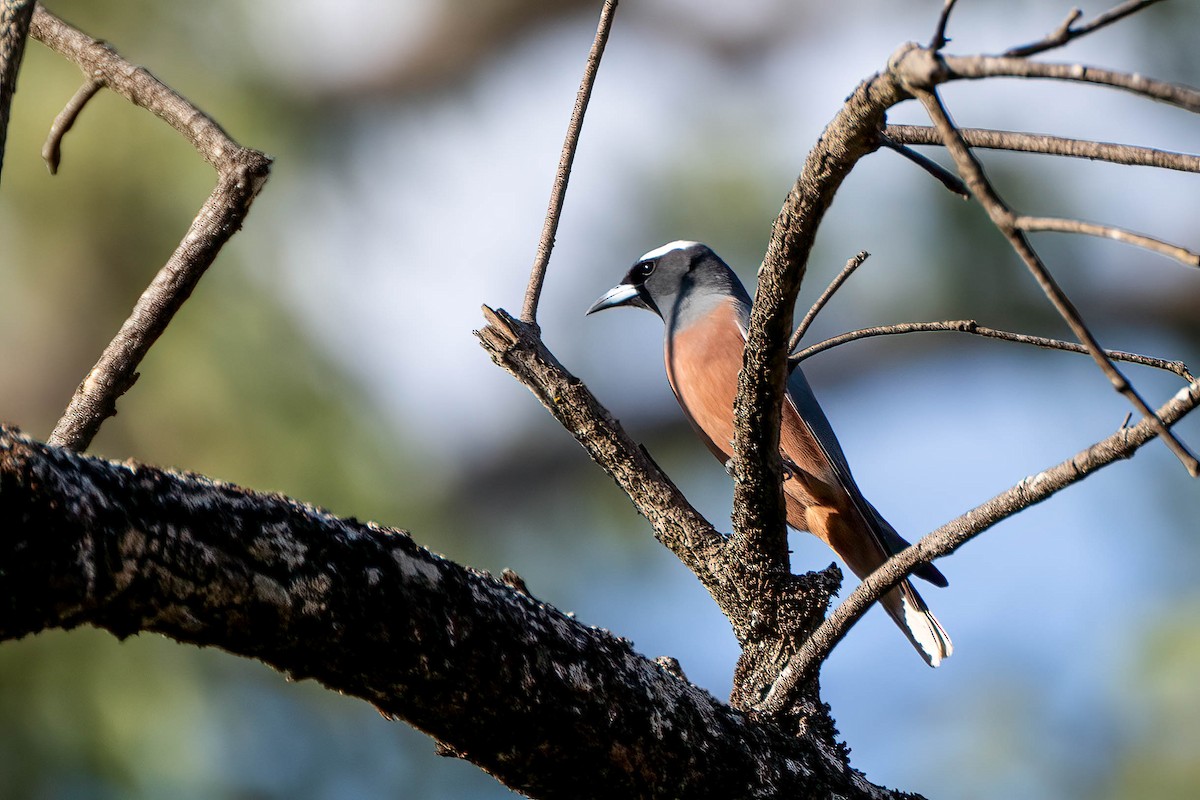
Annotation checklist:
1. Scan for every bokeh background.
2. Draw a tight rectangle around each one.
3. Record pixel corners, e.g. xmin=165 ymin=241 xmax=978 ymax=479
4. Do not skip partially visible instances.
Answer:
xmin=2 ymin=1 xmax=1200 ymax=798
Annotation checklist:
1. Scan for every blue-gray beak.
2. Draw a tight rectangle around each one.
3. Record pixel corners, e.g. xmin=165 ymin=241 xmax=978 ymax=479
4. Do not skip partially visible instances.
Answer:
xmin=586 ymin=282 xmax=648 ymax=315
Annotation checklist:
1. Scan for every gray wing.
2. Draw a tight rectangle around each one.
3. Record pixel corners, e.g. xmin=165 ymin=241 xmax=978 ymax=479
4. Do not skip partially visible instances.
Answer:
xmin=785 ymin=363 xmax=948 ymax=588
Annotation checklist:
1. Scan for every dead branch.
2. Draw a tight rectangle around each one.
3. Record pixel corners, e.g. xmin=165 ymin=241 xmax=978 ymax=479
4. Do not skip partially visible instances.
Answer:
xmin=476 ymin=307 xmax=730 ymax=591
xmin=787 ymin=251 xmax=870 ymax=354
xmin=1004 ymin=0 xmax=1166 ymax=59
xmin=941 ymin=54 xmax=1200 ymax=111
xmin=790 ymin=319 xmax=1195 ymax=382
xmin=30 ymin=7 xmax=272 ymax=451
xmin=521 ymin=0 xmax=618 ymax=325
xmin=41 ymin=76 xmax=101 ymax=173
xmin=760 ymin=376 xmax=1200 ymax=709
xmin=891 ymin=45 xmax=1197 ymax=475
xmin=1014 ymin=215 xmax=1200 ymax=268
xmin=878 ymin=133 xmax=970 ymax=196
xmin=886 ymin=124 xmax=1200 ymax=173
xmin=0 ymin=424 xmax=886 ymax=800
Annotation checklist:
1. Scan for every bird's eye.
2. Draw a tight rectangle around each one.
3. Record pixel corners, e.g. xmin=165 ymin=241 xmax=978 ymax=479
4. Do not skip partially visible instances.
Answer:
xmin=633 ymin=261 xmax=655 ymax=280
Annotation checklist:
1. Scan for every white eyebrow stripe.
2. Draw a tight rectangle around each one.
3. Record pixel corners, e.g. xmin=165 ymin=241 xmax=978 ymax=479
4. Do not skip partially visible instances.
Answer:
xmin=637 ymin=240 xmax=702 ymax=262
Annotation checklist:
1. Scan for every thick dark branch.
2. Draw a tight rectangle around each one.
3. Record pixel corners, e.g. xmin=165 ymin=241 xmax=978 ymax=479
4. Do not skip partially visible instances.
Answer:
xmin=522 ymin=0 xmax=617 ymax=325
xmin=31 ymin=8 xmax=272 ymax=451
xmin=0 ymin=425 xmax=899 ymax=800
xmin=760 ymin=377 xmax=1200 ymax=709
xmin=731 ymin=70 xmax=906 ymax=583
xmin=886 ymin=124 xmax=1200 ymax=173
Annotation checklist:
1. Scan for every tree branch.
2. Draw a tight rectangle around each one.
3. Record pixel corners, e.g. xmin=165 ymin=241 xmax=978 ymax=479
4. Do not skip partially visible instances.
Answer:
xmin=476 ymin=307 xmax=731 ymax=597
xmin=0 ymin=424 xmax=900 ymax=800
xmin=41 ymin=75 xmax=101 ymax=174
xmin=787 ymin=251 xmax=870 ymax=354
xmin=941 ymin=54 xmax=1200 ymax=112
xmin=928 ymin=0 xmax=960 ymax=52
xmin=885 ymin=124 xmax=1200 ymax=173
xmin=891 ymin=44 xmax=1198 ymax=475
xmin=731 ymin=70 xmax=905 ymax=588
xmin=0 ymin=0 xmax=34 ymax=183
xmin=790 ymin=318 xmax=1195 ymax=382
xmin=878 ymin=133 xmax=970 ymax=196
xmin=521 ymin=0 xmax=617 ymax=325
xmin=759 ymin=377 xmax=1200 ymax=710
xmin=29 ymin=7 xmax=273 ymax=451
xmin=1014 ymin=214 xmax=1200 ymax=268
xmin=1003 ymin=0 xmax=1166 ymax=59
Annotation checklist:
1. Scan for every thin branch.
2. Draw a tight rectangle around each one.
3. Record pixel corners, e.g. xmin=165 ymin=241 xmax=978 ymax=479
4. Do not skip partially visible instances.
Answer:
xmin=878 ymin=133 xmax=969 ymax=197
xmin=1015 ymin=215 xmax=1200 ymax=268
xmin=30 ymin=7 xmax=273 ymax=451
xmin=941 ymin=54 xmax=1200 ymax=113
xmin=758 ymin=377 xmax=1200 ymax=710
xmin=787 ymin=251 xmax=870 ymax=354
xmin=892 ymin=46 xmax=1197 ymax=474
xmin=1004 ymin=0 xmax=1165 ymax=59
xmin=41 ymin=77 xmax=102 ymax=174
xmin=928 ymin=0 xmax=960 ymax=51
xmin=789 ymin=318 xmax=1195 ymax=382
xmin=0 ymin=0 xmax=35 ymax=183
xmin=886 ymin=124 xmax=1200 ymax=174
xmin=521 ymin=0 xmax=617 ymax=325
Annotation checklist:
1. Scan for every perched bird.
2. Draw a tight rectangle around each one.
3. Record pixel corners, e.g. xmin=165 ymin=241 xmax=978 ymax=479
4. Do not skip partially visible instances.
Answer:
xmin=587 ymin=241 xmax=952 ymax=666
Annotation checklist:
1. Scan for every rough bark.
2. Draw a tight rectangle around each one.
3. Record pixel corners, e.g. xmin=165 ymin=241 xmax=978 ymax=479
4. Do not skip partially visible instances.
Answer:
xmin=0 ymin=425 xmax=903 ymax=800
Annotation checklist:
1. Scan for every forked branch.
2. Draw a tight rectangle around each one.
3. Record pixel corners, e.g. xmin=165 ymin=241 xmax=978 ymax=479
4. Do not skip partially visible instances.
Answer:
xmin=890 ymin=45 xmax=1197 ymax=475
xmin=1004 ymin=0 xmax=1166 ymax=58
xmin=29 ymin=8 xmax=272 ymax=451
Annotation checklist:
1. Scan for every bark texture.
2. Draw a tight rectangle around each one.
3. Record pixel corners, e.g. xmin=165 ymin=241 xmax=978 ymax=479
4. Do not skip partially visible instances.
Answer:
xmin=0 ymin=426 xmax=903 ymax=800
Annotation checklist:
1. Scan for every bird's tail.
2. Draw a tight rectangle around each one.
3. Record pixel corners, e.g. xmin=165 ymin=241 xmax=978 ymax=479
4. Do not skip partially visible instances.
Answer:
xmin=880 ymin=580 xmax=953 ymax=667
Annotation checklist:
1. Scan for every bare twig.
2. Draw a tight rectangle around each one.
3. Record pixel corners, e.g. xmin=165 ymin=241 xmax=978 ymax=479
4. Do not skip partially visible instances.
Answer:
xmin=31 ymin=8 xmax=272 ymax=451
xmin=879 ymin=133 xmax=969 ymax=197
xmin=941 ymin=54 xmax=1200 ymax=113
xmin=0 ymin=0 xmax=35 ymax=183
xmin=892 ymin=48 xmax=1198 ymax=474
xmin=1004 ymin=0 xmax=1165 ymax=59
xmin=928 ymin=0 xmax=960 ymax=51
xmin=1015 ymin=215 xmax=1200 ymax=268
xmin=759 ymin=376 xmax=1200 ymax=710
xmin=787 ymin=251 xmax=870 ymax=354
xmin=41 ymin=77 xmax=102 ymax=174
xmin=521 ymin=0 xmax=617 ymax=325
xmin=886 ymin=124 xmax=1200 ymax=174
xmin=790 ymin=318 xmax=1195 ymax=382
